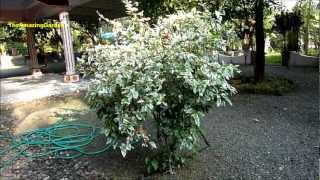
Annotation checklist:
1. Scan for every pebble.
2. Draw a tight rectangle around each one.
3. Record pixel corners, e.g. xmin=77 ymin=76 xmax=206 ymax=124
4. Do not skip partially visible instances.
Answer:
xmin=253 ymin=118 xmax=260 ymax=122
xmin=279 ymin=166 xmax=284 ymax=171
xmin=74 ymin=163 xmax=80 ymax=169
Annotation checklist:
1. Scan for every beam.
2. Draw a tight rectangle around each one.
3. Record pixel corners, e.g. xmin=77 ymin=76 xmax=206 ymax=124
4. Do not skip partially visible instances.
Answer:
xmin=59 ymin=11 xmax=79 ymax=83
xmin=37 ymin=0 xmax=69 ymax=6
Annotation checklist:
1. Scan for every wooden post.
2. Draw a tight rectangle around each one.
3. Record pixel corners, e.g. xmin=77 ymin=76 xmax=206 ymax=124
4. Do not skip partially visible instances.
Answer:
xmin=254 ymin=0 xmax=265 ymax=82
xmin=59 ymin=11 xmax=79 ymax=83
xmin=26 ymin=27 xmax=42 ymax=77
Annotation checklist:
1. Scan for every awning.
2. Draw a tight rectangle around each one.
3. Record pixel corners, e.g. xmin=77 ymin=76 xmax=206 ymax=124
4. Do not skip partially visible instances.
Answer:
xmin=0 ymin=0 xmax=127 ymax=22
xmin=0 ymin=0 xmax=69 ymax=22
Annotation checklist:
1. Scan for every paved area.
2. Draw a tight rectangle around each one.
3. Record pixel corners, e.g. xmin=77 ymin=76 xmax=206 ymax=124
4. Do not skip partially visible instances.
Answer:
xmin=0 ymin=63 xmax=66 ymax=78
xmin=0 ymin=55 xmax=66 ymax=78
xmin=0 ymin=73 xmax=88 ymax=104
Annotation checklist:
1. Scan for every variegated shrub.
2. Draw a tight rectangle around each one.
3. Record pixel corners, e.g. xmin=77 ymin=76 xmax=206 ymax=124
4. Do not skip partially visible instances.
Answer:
xmin=79 ymin=0 xmax=239 ymax=173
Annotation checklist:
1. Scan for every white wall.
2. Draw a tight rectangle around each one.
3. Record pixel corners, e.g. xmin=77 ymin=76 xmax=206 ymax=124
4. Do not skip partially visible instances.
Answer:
xmin=217 ymin=51 xmax=252 ymax=65
xmin=0 ymin=55 xmax=27 ymax=68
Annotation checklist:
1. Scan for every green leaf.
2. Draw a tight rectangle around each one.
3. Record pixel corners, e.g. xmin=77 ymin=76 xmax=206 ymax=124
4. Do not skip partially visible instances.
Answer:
xmin=151 ymin=159 xmax=159 ymax=171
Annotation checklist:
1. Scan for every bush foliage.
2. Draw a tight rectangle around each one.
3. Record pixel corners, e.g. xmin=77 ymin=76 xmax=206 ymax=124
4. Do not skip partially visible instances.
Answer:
xmin=79 ymin=0 xmax=239 ymax=174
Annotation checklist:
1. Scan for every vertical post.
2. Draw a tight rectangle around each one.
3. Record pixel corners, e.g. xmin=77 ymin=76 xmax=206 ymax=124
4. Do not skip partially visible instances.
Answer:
xmin=26 ymin=27 xmax=42 ymax=77
xmin=254 ymin=0 xmax=265 ymax=82
xmin=59 ymin=11 xmax=79 ymax=83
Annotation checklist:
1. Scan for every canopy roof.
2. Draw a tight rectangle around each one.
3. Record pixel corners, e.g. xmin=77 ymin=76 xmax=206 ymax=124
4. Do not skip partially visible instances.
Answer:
xmin=69 ymin=0 xmax=126 ymax=21
xmin=0 ymin=0 xmax=68 ymax=22
xmin=0 ymin=0 xmax=126 ymax=22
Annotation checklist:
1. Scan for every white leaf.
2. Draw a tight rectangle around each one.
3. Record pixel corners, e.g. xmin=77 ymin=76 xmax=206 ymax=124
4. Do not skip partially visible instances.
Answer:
xmin=121 ymin=148 xmax=127 ymax=157
xmin=149 ymin=141 xmax=157 ymax=149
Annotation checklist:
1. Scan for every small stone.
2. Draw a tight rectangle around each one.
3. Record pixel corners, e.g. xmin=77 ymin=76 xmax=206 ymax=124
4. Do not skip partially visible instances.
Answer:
xmin=279 ymin=166 xmax=284 ymax=171
xmin=283 ymin=107 xmax=288 ymax=111
xmin=74 ymin=163 xmax=80 ymax=169
xmin=84 ymin=161 xmax=89 ymax=165
xmin=253 ymin=118 xmax=260 ymax=122
xmin=91 ymin=170 xmax=98 ymax=175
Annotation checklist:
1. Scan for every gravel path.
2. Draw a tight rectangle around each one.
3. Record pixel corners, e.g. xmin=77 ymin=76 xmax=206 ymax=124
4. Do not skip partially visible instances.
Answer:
xmin=0 ymin=65 xmax=319 ymax=179
xmin=199 ymin=66 xmax=319 ymax=179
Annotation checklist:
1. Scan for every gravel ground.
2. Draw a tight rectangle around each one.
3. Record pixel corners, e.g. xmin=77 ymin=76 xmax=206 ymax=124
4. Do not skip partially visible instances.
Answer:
xmin=0 ymin=65 xmax=319 ymax=180
xmin=199 ymin=65 xmax=319 ymax=179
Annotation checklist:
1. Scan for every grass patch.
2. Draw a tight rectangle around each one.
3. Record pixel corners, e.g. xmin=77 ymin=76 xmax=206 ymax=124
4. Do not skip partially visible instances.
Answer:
xmin=232 ymin=76 xmax=295 ymax=96
xmin=265 ymin=52 xmax=281 ymax=65
xmin=305 ymin=48 xmax=320 ymax=57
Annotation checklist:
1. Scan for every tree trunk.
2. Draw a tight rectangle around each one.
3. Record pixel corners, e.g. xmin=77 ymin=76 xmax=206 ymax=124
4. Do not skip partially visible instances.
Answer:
xmin=288 ymin=31 xmax=299 ymax=52
xmin=281 ymin=32 xmax=288 ymax=66
xmin=303 ymin=27 xmax=309 ymax=54
xmin=254 ymin=0 xmax=265 ymax=82
xmin=303 ymin=0 xmax=312 ymax=54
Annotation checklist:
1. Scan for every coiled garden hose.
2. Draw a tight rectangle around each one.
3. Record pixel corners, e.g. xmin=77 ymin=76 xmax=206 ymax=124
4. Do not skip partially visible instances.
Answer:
xmin=0 ymin=122 xmax=114 ymax=169
xmin=0 ymin=121 xmax=210 ymax=169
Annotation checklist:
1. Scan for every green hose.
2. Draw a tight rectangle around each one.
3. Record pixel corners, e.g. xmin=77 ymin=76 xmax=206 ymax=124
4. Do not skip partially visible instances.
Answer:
xmin=0 ymin=122 xmax=115 ymax=169
xmin=0 ymin=121 xmax=210 ymax=169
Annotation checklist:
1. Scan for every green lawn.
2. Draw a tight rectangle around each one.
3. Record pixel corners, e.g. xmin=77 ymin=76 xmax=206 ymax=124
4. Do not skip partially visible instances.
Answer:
xmin=265 ymin=52 xmax=281 ymax=65
xmin=306 ymin=48 xmax=320 ymax=57
xmin=265 ymin=49 xmax=319 ymax=65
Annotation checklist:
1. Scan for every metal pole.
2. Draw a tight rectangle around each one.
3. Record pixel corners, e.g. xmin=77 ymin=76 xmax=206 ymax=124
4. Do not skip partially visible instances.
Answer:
xmin=59 ymin=11 xmax=79 ymax=82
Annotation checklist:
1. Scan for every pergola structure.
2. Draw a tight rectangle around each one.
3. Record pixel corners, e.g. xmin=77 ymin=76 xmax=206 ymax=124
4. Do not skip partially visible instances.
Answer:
xmin=0 ymin=0 xmax=126 ymax=82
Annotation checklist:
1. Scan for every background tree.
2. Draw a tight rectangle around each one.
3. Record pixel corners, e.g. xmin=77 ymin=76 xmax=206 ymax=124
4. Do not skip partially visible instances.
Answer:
xmin=137 ymin=0 xmax=223 ymax=23
xmin=0 ymin=23 xmax=27 ymax=55
xmin=274 ymin=11 xmax=304 ymax=66
xmin=72 ymin=18 xmax=100 ymax=45
xmin=33 ymin=20 xmax=63 ymax=54
xmin=294 ymin=0 xmax=319 ymax=55
xmin=295 ymin=0 xmax=312 ymax=54
xmin=136 ymin=0 xmax=280 ymax=82
xmin=0 ymin=18 xmax=100 ymax=57
xmin=222 ymin=0 xmax=279 ymax=82
xmin=210 ymin=0 xmax=279 ymax=82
